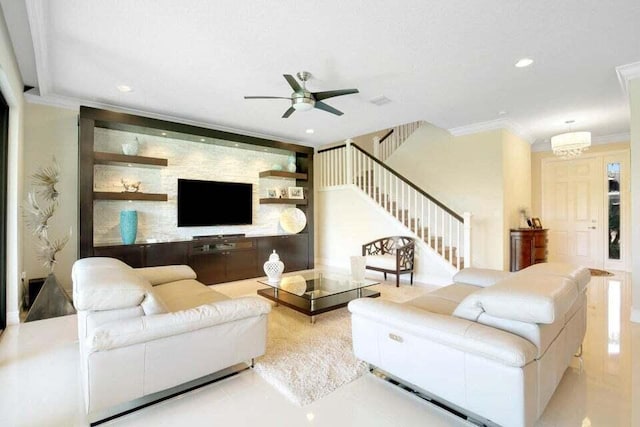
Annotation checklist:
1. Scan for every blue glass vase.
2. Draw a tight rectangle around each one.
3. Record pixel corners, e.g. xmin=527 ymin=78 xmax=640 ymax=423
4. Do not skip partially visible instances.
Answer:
xmin=120 ymin=210 xmax=138 ymax=244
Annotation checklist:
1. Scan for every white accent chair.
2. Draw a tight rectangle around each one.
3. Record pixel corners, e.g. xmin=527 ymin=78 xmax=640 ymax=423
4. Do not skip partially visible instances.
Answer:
xmin=72 ymin=257 xmax=271 ymax=419
xmin=348 ymin=262 xmax=589 ymax=427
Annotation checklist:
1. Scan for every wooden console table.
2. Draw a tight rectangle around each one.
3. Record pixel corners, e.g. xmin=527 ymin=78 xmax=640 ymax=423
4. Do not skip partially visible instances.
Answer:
xmin=509 ymin=229 xmax=548 ymax=272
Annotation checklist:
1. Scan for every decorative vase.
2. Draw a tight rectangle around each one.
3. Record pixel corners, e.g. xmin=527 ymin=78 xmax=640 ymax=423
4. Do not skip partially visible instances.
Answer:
xmin=287 ymin=155 xmax=297 ymax=173
xmin=122 ymin=137 xmax=140 ymax=156
xmin=120 ymin=210 xmax=138 ymax=244
xmin=263 ymin=250 xmax=285 ymax=283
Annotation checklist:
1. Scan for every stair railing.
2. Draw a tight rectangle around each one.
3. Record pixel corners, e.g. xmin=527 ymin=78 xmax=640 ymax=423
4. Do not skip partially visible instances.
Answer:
xmin=317 ymin=140 xmax=471 ymax=270
xmin=374 ymin=121 xmax=424 ymax=162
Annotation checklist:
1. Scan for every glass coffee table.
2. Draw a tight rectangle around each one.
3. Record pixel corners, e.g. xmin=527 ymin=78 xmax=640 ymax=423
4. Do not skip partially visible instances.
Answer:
xmin=257 ymin=270 xmax=380 ymax=323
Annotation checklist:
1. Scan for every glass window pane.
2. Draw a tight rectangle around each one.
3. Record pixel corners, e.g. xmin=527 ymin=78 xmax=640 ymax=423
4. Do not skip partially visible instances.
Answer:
xmin=607 ymin=163 xmax=620 ymax=260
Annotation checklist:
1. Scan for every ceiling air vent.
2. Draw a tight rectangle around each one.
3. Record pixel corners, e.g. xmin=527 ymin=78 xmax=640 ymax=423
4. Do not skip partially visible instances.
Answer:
xmin=369 ymin=95 xmax=391 ymax=106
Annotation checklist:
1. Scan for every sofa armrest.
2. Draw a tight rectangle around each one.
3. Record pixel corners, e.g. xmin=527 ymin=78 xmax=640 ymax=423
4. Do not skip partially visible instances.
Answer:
xmin=348 ymin=298 xmax=537 ymax=367
xmin=134 ymin=265 xmax=197 ymax=286
xmin=87 ymin=296 xmax=271 ymax=353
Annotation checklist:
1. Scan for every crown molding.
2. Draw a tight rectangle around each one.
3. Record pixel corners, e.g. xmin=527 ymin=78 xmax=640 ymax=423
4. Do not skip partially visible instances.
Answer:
xmin=24 ymin=91 xmax=309 ymax=145
xmin=25 ymin=0 xmax=50 ymax=96
xmin=615 ymin=62 xmax=640 ymax=96
xmin=592 ymin=132 xmax=630 ymax=144
xmin=448 ymin=118 xmax=533 ymax=144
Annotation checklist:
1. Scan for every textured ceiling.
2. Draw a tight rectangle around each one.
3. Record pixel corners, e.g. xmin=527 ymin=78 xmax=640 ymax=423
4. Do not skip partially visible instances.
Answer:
xmin=4 ymin=0 xmax=640 ymax=146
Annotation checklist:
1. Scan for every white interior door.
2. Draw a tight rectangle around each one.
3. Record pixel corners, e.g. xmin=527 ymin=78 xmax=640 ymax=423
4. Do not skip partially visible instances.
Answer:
xmin=542 ymin=156 xmax=603 ymax=268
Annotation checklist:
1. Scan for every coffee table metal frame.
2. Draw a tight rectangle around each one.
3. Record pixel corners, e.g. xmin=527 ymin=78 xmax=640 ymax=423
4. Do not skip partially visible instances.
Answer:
xmin=257 ymin=271 xmax=380 ymax=323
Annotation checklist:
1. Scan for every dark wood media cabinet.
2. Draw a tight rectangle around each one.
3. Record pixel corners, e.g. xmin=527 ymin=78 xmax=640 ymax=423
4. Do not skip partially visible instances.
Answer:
xmin=79 ymin=107 xmax=315 ymax=277
xmin=94 ymin=234 xmax=310 ymax=285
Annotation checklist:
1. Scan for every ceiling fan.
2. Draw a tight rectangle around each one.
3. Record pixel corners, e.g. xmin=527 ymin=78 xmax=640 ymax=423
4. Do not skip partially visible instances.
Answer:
xmin=244 ymin=71 xmax=359 ymax=118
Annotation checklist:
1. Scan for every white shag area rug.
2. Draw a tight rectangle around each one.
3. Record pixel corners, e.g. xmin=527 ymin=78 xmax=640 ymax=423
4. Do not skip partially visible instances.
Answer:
xmin=253 ymin=283 xmax=429 ymax=406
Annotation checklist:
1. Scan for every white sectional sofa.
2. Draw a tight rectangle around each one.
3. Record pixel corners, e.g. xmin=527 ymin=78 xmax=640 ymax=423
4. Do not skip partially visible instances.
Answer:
xmin=348 ymin=262 xmax=589 ymax=427
xmin=72 ymin=257 xmax=271 ymax=419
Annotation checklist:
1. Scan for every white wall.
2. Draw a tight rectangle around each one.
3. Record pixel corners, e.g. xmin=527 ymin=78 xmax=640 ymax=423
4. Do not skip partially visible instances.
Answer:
xmin=630 ymin=78 xmax=640 ymax=323
xmin=22 ymin=102 xmax=78 ymax=292
xmin=502 ymin=129 xmax=532 ymax=267
xmin=317 ymin=186 xmax=453 ymax=285
xmin=0 ymin=6 xmax=24 ymax=324
xmin=385 ymin=124 xmax=506 ymax=269
xmin=0 ymin=7 xmax=25 ymax=324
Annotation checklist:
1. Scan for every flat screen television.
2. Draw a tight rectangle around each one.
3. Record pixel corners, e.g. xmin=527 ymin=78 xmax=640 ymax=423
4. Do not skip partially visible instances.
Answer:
xmin=177 ymin=179 xmax=252 ymax=226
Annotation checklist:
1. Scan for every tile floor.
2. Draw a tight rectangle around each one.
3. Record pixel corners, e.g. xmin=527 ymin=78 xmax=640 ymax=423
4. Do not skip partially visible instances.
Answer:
xmin=0 ymin=271 xmax=638 ymax=426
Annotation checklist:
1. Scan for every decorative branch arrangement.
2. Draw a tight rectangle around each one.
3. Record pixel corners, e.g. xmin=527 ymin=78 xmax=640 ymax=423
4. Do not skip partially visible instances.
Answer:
xmin=24 ymin=158 xmax=71 ymax=273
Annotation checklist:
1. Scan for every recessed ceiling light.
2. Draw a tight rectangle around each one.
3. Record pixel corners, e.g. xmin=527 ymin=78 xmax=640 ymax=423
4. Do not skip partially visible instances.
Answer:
xmin=161 ymin=132 xmax=167 ymax=136
xmin=305 ymin=129 xmax=315 ymax=134
xmin=515 ymin=58 xmax=533 ymax=68
xmin=200 ymin=138 xmax=205 ymax=142
xmin=234 ymin=143 xmax=239 ymax=147
xmin=117 ymin=84 xmax=133 ymax=92
xmin=498 ymin=110 xmax=507 ymax=116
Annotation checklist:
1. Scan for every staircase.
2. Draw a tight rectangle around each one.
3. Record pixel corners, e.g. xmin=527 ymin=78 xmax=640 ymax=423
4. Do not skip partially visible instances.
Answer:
xmin=375 ymin=121 xmax=424 ymax=162
xmin=317 ymin=141 xmax=471 ymax=271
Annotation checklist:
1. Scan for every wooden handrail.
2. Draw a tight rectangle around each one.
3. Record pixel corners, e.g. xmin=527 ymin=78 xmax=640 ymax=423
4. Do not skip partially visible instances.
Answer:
xmin=350 ymin=143 xmax=463 ymax=222
xmin=317 ymin=144 xmax=347 ymax=154
xmin=379 ymin=129 xmax=394 ymax=144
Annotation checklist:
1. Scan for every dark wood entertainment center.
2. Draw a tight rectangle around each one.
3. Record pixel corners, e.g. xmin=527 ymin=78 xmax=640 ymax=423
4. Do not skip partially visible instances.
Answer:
xmin=79 ymin=107 xmax=315 ymax=284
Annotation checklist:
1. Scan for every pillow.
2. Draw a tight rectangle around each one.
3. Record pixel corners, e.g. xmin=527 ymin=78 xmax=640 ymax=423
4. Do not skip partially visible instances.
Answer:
xmin=135 ymin=265 xmax=197 ymax=286
xmin=72 ymin=257 xmax=152 ymax=311
xmin=453 ymin=268 xmax=512 ymax=288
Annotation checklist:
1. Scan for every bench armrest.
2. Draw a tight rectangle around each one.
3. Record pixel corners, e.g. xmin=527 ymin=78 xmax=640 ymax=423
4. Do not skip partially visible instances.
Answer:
xmin=87 ymin=297 xmax=271 ymax=353
xmin=348 ymin=298 xmax=536 ymax=367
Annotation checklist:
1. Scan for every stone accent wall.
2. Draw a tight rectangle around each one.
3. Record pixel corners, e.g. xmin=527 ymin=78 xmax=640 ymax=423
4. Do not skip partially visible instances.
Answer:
xmin=94 ymin=128 xmax=297 ymax=244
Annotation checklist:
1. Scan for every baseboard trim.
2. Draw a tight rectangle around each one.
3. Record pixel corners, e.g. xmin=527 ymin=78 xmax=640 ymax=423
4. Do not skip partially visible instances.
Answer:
xmin=7 ymin=310 xmax=20 ymax=325
xmin=631 ymin=307 xmax=640 ymax=323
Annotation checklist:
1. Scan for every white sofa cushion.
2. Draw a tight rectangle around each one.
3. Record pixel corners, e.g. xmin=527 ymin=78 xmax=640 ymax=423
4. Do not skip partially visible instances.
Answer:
xmin=453 ymin=268 xmax=512 ymax=288
xmin=516 ymin=262 xmax=590 ymax=292
xmin=135 ymin=265 xmax=197 ymax=286
xmin=365 ymin=254 xmax=397 ymax=270
xmin=72 ymin=257 xmax=152 ymax=311
xmin=88 ymin=296 xmax=271 ymax=353
xmin=454 ymin=274 xmax=577 ymax=324
xmin=406 ymin=284 xmax=480 ymax=315
xmin=141 ymin=290 xmax=169 ymax=315
xmin=154 ymin=279 xmax=229 ymax=312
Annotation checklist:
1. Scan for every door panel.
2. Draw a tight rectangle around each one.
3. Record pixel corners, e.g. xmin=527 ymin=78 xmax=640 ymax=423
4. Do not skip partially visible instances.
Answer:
xmin=543 ymin=157 xmax=603 ymax=268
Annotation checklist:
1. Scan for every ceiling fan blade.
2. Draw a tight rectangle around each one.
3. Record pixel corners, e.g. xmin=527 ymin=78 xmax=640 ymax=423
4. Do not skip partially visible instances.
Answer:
xmin=282 ymin=106 xmax=295 ymax=118
xmin=312 ymin=89 xmax=359 ymax=101
xmin=244 ymin=96 xmax=291 ymax=99
xmin=314 ymin=101 xmax=343 ymax=116
xmin=283 ymin=74 xmax=302 ymax=92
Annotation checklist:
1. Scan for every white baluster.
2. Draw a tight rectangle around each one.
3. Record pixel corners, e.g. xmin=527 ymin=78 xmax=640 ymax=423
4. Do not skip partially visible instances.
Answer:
xmin=464 ymin=212 xmax=472 ymax=268
xmin=421 ymin=196 xmax=425 ymax=241
xmin=448 ymin=214 xmax=453 ymax=265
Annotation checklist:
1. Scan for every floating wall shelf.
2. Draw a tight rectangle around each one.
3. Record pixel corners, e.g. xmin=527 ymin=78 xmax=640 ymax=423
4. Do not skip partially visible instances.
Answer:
xmin=94 ymin=152 xmax=168 ymax=168
xmin=259 ymin=170 xmax=307 ymax=180
xmin=259 ymin=198 xmax=308 ymax=205
xmin=94 ymin=192 xmax=168 ymax=201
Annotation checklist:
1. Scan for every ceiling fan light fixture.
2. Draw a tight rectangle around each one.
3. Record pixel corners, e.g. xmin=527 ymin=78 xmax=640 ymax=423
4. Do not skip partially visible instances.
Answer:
xmin=292 ymin=97 xmax=315 ymax=111
xmin=551 ymin=131 xmax=591 ymax=158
